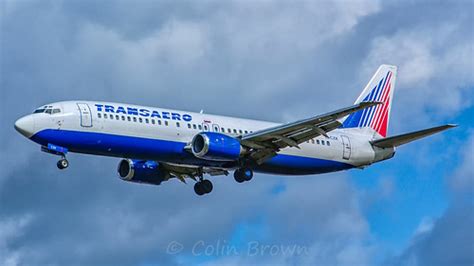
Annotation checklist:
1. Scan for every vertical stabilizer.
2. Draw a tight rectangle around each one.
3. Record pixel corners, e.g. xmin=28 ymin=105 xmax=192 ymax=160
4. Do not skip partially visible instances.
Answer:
xmin=341 ymin=65 xmax=397 ymax=137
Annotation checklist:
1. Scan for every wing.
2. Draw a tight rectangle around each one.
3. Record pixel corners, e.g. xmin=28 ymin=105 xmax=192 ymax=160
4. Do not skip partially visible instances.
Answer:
xmin=240 ymin=102 xmax=381 ymax=164
xmin=160 ymin=162 xmax=229 ymax=183
xmin=371 ymin=124 xmax=457 ymax=148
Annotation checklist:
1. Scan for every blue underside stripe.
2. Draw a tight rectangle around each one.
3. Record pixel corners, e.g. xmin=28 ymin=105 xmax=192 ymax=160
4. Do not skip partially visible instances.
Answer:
xmin=30 ymin=129 xmax=354 ymax=175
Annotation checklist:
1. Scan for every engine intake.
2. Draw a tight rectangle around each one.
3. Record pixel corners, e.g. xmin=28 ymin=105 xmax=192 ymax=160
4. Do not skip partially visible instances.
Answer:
xmin=117 ymin=159 xmax=170 ymax=185
xmin=191 ymin=132 xmax=243 ymax=161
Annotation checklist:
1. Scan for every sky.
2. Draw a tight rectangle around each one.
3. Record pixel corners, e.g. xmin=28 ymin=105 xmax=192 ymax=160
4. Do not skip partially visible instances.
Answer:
xmin=0 ymin=0 xmax=473 ymax=265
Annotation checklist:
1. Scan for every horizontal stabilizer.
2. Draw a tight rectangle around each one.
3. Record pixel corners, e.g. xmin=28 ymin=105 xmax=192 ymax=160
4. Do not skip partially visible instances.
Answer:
xmin=371 ymin=124 xmax=457 ymax=148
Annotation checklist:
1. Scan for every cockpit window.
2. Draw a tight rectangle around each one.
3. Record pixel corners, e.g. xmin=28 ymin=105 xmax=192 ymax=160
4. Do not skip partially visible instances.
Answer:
xmin=33 ymin=105 xmax=60 ymax=115
xmin=34 ymin=109 xmax=46 ymax=113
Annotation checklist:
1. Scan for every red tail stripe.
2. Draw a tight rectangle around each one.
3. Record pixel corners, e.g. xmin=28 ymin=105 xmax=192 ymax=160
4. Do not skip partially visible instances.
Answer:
xmin=370 ymin=72 xmax=392 ymax=128
xmin=377 ymin=106 xmax=390 ymax=137
xmin=371 ymin=74 xmax=392 ymax=130
xmin=373 ymin=83 xmax=391 ymax=131
xmin=375 ymin=96 xmax=390 ymax=134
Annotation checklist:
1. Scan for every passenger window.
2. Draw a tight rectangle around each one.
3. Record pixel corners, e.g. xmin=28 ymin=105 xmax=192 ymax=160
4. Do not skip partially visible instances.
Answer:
xmin=187 ymin=124 xmax=191 ymax=129
xmin=244 ymin=130 xmax=248 ymax=134
xmin=98 ymin=113 xmax=102 ymax=118
xmin=176 ymin=122 xmax=180 ymax=127
xmin=193 ymin=124 xmax=197 ymax=129
xmin=233 ymin=129 xmax=237 ymax=134
xmin=110 ymin=115 xmax=113 ymax=120
xmin=133 ymin=117 xmax=137 ymax=122
xmin=122 ymin=116 xmax=125 ymax=121
xmin=198 ymin=125 xmax=202 ymax=130
xmin=127 ymin=117 xmax=131 ymax=122
xmin=115 ymin=115 xmax=119 ymax=120
xmin=104 ymin=114 xmax=108 ymax=119
xmin=204 ymin=125 xmax=208 ymax=131
xmin=227 ymin=128 xmax=231 ymax=133
xmin=239 ymin=129 xmax=243 ymax=134
xmin=139 ymin=118 xmax=143 ymax=123
xmin=327 ymin=141 xmax=330 ymax=146
xmin=165 ymin=121 xmax=168 ymax=126
xmin=311 ymin=139 xmax=315 ymax=144
xmin=316 ymin=139 xmax=320 ymax=144
xmin=152 ymin=119 xmax=155 ymax=124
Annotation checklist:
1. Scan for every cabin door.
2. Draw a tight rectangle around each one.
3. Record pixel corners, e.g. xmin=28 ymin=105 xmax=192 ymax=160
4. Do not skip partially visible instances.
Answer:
xmin=77 ymin=103 xmax=93 ymax=127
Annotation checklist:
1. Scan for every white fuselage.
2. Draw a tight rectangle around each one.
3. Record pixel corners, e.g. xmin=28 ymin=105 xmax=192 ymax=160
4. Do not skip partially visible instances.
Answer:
xmin=15 ymin=101 xmax=394 ymax=175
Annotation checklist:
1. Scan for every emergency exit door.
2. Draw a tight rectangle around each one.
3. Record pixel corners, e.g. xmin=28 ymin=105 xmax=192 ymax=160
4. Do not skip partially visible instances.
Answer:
xmin=341 ymin=135 xmax=351 ymax=160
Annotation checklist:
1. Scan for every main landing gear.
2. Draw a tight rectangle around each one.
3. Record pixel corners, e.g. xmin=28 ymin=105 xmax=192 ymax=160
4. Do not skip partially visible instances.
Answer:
xmin=194 ymin=179 xmax=213 ymax=196
xmin=194 ymin=169 xmax=213 ymax=196
xmin=234 ymin=168 xmax=253 ymax=183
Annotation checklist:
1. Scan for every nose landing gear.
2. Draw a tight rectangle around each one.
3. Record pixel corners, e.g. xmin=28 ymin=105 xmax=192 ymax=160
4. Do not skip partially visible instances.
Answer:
xmin=57 ymin=158 xmax=69 ymax=170
xmin=41 ymin=144 xmax=70 ymax=170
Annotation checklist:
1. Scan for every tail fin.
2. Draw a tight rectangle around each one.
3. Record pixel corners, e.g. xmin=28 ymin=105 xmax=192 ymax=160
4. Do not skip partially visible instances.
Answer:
xmin=341 ymin=64 xmax=397 ymax=137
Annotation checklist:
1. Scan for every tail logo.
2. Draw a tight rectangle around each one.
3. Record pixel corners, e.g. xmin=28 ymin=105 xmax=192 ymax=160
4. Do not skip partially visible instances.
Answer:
xmin=342 ymin=71 xmax=393 ymax=137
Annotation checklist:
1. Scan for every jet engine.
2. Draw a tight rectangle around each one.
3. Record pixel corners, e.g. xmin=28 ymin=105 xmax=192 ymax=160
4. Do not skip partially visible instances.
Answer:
xmin=191 ymin=132 xmax=244 ymax=161
xmin=117 ymin=159 xmax=170 ymax=185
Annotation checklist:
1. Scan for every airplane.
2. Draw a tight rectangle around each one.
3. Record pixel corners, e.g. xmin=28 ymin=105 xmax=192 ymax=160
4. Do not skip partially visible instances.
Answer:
xmin=14 ymin=65 xmax=456 ymax=196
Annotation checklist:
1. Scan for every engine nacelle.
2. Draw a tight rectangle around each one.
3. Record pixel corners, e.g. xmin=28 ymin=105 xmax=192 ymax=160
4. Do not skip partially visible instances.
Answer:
xmin=191 ymin=132 xmax=243 ymax=161
xmin=117 ymin=159 xmax=170 ymax=185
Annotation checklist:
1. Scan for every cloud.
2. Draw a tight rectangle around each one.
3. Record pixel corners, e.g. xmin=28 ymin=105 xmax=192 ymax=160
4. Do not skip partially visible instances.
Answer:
xmin=362 ymin=10 xmax=474 ymax=129
xmin=386 ymin=131 xmax=474 ymax=266
xmin=450 ymin=131 xmax=474 ymax=192
xmin=386 ymin=203 xmax=474 ymax=266
xmin=0 ymin=215 xmax=33 ymax=266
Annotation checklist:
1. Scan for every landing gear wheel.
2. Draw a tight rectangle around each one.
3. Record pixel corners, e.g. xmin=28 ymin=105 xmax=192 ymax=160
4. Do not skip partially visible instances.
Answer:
xmin=242 ymin=168 xmax=253 ymax=181
xmin=234 ymin=168 xmax=253 ymax=183
xmin=202 ymin=179 xmax=213 ymax=194
xmin=234 ymin=170 xmax=245 ymax=183
xmin=194 ymin=182 xmax=205 ymax=196
xmin=194 ymin=179 xmax=213 ymax=195
xmin=57 ymin=158 xmax=69 ymax=170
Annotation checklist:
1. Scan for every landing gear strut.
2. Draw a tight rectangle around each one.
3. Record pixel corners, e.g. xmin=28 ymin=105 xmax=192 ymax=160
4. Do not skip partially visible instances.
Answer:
xmin=41 ymin=144 xmax=70 ymax=170
xmin=194 ymin=169 xmax=213 ymax=196
xmin=234 ymin=168 xmax=253 ymax=183
xmin=57 ymin=157 xmax=69 ymax=170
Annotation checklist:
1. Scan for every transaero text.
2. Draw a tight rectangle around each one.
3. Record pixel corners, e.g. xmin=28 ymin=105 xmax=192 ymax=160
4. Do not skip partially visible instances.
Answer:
xmin=95 ymin=104 xmax=192 ymax=122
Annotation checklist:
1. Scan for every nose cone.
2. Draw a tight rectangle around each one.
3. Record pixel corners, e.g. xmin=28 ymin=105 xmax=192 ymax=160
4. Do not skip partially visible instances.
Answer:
xmin=15 ymin=115 xmax=35 ymax=138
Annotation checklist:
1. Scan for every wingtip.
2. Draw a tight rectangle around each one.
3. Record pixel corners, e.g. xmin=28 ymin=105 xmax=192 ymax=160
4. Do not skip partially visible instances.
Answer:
xmin=447 ymin=124 xmax=458 ymax=128
xmin=360 ymin=101 xmax=383 ymax=107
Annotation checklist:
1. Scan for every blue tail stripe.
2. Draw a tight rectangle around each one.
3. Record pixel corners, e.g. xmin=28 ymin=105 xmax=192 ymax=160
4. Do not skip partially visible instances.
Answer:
xmin=358 ymin=85 xmax=377 ymax=127
xmin=362 ymin=77 xmax=385 ymax=127
xmin=364 ymin=72 xmax=390 ymax=127
xmin=361 ymin=78 xmax=382 ymax=127
xmin=342 ymin=93 xmax=371 ymax=128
